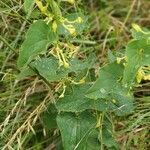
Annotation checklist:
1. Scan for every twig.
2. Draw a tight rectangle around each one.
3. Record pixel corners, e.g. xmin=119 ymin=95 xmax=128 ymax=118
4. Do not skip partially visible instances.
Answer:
xmin=120 ymin=0 xmax=137 ymax=32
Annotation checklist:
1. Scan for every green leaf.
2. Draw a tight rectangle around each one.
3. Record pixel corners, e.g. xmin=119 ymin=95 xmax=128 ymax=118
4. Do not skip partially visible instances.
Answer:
xmin=57 ymin=13 xmax=88 ymax=36
xmin=24 ymin=0 xmax=34 ymax=12
xmin=101 ymin=116 xmax=118 ymax=148
xmin=107 ymin=50 xmax=116 ymax=63
xmin=131 ymin=27 xmax=150 ymax=40
xmin=86 ymin=62 xmax=124 ymax=99
xmin=57 ymin=112 xmax=100 ymax=150
xmin=56 ymin=84 xmax=108 ymax=112
xmin=17 ymin=55 xmax=94 ymax=81
xmin=30 ymin=57 xmax=67 ymax=82
xmin=123 ymin=39 xmax=150 ymax=87
xmin=56 ymin=84 xmax=133 ymax=116
xmin=68 ymin=55 xmax=95 ymax=80
xmin=16 ymin=66 xmax=35 ymax=80
xmin=86 ymin=62 xmax=134 ymax=116
xmin=108 ymin=93 xmax=134 ymax=116
xmin=42 ymin=104 xmax=57 ymax=129
xmin=17 ymin=20 xmax=57 ymax=68
xmin=69 ymin=55 xmax=94 ymax=73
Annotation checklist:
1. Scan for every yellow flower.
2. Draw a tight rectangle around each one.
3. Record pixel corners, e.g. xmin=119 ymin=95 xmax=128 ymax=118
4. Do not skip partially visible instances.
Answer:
xmin=136 ymin=67 xmax=150 ymax=83
xmin=132 ymin=23 xmax=142 ymax=32
xmin=76 ymin=17 xmax=83 ymax=23
xmin=64 ymin=0 xmax=75 ymax=4
xmin=52 ymin=21 xmax=57 ymax=32
xmin=143 ymin=75 xmax=150 ymax=80
xmin=63 ymin=24 xmax=76 ymax=35
xmin=136 ymin=68 xmax=145 ymax=83
xmin=116 ymin=57 xmax=125 ymax=64
xmin=112 ymin=99 xmax=116 ymax=104
xmin=35 ymin=0 xmax=48 ymax=15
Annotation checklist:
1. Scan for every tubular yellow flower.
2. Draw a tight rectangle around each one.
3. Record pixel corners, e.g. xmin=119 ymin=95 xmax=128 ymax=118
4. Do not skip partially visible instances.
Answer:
xmin=35 ymin=0 xmax=48 ymax=15
xmin=136 ymin=68 xmax=145 ymax=83
xmin=117 ymin=57 xmax=125 ymax=64
xmin=132 ymin=23 xmax=142 ymax=32
xmin=76 ymin=17 xmax=83 ymax=23
xmin=64 ymin=16 xmax=83 ymax=24
xmin=132 ymin=23 xmax=150 ymax=34
xmin=63 ymin=24 xmax=76 ymax=35
xmin=52 ymin=21 xmax=57 ymax=32
xmin=63 ymin=0 xmax=75 ymax=4
xmin=55 ymin=46 xmax=69 ymax=68
xmin=112 ymin=99 xmax=116 ymax=104
xmin=59 ymin=50 xmax=69 ymax=68
xmin=136 ymin=67 xmax=150 ymax=83
xmin=59 ymin=85 xmax=67 ymax=98
xmin=55 ymin=46 xmax=63 ymax=66
xmin=143 ymin=75 xmax=150 ymax=80
xmin=68 ymin=0 xmax=75 ymax=4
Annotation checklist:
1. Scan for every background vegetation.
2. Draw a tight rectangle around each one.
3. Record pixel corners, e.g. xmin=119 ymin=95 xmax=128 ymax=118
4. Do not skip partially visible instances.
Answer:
xmin=0 ymin=0 xmax=150 ymax=149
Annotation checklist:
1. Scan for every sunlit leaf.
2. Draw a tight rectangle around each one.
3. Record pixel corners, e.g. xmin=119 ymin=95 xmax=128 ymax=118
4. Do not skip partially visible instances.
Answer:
xmin=17 ymin=20 xmax=58 ymax=68
xmin=30 ymin=57 xmax=67 ymax=82
xmin=86 ymin=62 xmax=124 ymax=99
